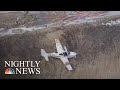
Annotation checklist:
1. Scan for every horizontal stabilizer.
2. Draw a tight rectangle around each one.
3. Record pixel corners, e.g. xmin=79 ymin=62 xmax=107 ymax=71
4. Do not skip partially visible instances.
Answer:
xmin=41 ymin=49 xmax=49 ymax=61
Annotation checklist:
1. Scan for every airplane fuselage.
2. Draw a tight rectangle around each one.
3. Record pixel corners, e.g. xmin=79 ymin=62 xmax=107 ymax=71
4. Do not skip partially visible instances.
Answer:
xmin=48 ymin=52 xmax=77 ymax=59
xmin=41 ymin=39 xmax=77 ymax=70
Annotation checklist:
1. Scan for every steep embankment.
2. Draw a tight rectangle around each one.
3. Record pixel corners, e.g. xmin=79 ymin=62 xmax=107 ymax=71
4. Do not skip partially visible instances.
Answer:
xmin=0 ymin=18 xmax=120 ymax=79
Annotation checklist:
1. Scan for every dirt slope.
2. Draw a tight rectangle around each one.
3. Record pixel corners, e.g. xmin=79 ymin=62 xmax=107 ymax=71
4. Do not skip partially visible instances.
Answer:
xmin=0 ymin=18 xmax=120 ymax=79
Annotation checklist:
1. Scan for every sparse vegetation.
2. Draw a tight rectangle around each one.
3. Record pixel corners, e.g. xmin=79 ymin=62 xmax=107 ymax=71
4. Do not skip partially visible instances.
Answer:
xmin=0 ymin=20 xmax=120 ymax=79
xmin=0 ymin=11 xmax=120 ymax=79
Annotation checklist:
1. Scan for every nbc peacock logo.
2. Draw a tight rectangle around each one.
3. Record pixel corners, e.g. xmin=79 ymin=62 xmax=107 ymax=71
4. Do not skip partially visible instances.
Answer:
xmin=5 ymin=68 xmax=15 ymax=74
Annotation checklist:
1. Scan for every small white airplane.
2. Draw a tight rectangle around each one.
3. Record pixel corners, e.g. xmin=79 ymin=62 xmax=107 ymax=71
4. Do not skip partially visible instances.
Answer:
xmin=41 ymin=39 xmax=77 ymax=71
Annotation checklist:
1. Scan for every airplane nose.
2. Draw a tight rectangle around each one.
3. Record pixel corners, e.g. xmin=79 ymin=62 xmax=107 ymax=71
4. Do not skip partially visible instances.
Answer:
xmin=75 ymin=53 xmax=77 ymax=55
xmin=74 ymin=52 xmax=77 ymax=56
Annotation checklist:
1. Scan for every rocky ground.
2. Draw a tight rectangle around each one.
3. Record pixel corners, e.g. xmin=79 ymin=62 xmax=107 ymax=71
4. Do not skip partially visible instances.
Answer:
xmin=0 ymin=11 xmax=120 ymax=79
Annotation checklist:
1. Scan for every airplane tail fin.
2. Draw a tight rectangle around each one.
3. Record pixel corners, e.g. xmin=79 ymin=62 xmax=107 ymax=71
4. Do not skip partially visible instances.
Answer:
xmin=41 ymin=49 xmax=49 ymax=61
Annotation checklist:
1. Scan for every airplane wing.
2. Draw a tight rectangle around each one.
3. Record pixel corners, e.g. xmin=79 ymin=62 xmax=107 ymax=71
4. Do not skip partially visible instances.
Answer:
xmin=55 ymin=39 xmax=64 ymax=53
xmin=60 ymin=56 xmax=73 ymax=71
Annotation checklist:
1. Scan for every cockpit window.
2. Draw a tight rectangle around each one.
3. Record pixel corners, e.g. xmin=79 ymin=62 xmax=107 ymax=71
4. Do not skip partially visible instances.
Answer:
xmin=59 ymin=53 xmax=63 ymax=55
xmin=63 ymin=52 xmax=68 ymax=56
xmin=59 ymin=52 xmax=68 ymax=56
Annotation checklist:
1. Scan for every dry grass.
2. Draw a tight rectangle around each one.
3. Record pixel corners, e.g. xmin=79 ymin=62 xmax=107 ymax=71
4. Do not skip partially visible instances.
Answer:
xmin=0 ymin=17 xmax=120 ymax=79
